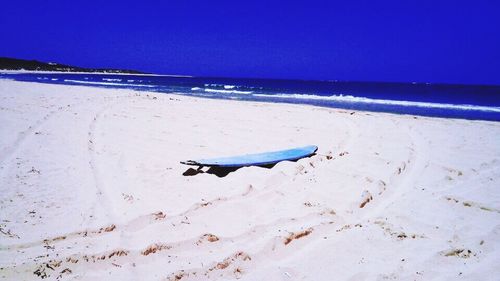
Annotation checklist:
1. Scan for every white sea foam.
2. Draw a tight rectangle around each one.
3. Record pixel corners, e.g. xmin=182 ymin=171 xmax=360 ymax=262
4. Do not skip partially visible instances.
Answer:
xmin=253 ymin=93 xmax=500 ymax=113
xmin=64 ymin=79 xmax=155 ymax=88
xmin=204 ymin=88 xmax=253 ymax=95
xmin=51 ymin=78 xmax=58 ymax=81
xmin=191 ymin=87 xmax=249 ymax=94
xmin=202 ymin=83 xmax=238 ymax=89
xmin=103 ymin=78 xmax=122 ymax=82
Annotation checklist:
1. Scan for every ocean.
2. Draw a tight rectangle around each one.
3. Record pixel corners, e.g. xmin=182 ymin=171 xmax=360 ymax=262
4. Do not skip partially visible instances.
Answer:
xmin=2 ymin=73 xmax=500 ymax=121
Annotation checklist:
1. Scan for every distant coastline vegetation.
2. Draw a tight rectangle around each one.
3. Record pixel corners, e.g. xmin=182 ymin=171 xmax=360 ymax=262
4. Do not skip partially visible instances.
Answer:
xmin=0 ymin=57 xmax=146 ymax=74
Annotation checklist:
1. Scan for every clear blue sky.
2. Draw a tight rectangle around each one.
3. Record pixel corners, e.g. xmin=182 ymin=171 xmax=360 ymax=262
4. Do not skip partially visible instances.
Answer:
xmin=1 ymin=1 xmax=499 ymax=85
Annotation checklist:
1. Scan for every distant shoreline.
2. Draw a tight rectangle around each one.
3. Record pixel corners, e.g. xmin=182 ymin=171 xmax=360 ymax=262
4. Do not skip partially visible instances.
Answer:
xmin=0 ymin=57 xmax=193 ymax=78
xmin=0 ymin=69 xmax=193 ymax=78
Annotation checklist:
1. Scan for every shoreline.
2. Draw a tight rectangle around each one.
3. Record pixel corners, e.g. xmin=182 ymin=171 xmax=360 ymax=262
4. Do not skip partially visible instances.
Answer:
xmin=1 ymin=80 xmax=499 ymax=280
xmin=2 ymin=77 xmax=499 ymax=123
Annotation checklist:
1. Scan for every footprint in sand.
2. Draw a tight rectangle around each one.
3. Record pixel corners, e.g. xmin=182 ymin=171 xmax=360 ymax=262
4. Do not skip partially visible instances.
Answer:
xmin=359 ymin=190 xmax=373 ymax=208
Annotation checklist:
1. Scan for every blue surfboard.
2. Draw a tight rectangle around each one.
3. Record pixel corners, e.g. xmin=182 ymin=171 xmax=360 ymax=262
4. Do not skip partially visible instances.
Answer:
xmin=181 ymin=145 xmax=318 ymax=168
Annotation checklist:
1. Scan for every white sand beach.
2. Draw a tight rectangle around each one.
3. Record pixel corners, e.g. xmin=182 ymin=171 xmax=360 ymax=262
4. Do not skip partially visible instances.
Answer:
xmin=0 ymin=80 xmax=499 ymax=280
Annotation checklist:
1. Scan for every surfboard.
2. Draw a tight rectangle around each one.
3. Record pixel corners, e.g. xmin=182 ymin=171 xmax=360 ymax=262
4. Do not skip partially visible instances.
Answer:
xmin=181 ymin=145 xmax=318 ymax=168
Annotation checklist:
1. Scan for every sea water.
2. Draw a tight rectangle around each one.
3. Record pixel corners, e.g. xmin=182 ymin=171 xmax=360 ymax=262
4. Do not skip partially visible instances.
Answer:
xmin=2 ymin=73 xmax=499 ymax=121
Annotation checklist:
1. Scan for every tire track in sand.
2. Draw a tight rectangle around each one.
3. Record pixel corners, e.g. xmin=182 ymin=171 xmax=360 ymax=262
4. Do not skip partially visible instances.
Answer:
xmin=0 ymin=104 xmax=77 ymax=173
xmin=85 ymin=96 xmax=134 ymax=225
xmin=361 ymin=120 xmax=430 ymax=219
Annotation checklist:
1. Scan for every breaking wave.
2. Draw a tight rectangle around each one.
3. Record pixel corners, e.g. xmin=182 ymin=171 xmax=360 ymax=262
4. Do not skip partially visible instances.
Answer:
xmin=253 ymin=93 xmax=500 ymax=113
xmin=204 ymin=88 xmax=253 ymax=95
xmin=191 ymin=87 xmax=252 ymax=95
xmin=64 ymin=79 xmax=155 ymax=88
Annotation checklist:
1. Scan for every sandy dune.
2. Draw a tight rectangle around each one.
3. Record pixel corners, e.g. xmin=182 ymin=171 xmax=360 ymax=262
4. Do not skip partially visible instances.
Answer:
xmin=0 ymin=80 xmax=499 ymax=280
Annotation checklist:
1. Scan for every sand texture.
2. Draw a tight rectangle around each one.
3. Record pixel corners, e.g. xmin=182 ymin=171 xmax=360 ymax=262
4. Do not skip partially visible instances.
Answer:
xmin=0 ymin=80 xmax=499 ymax=280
